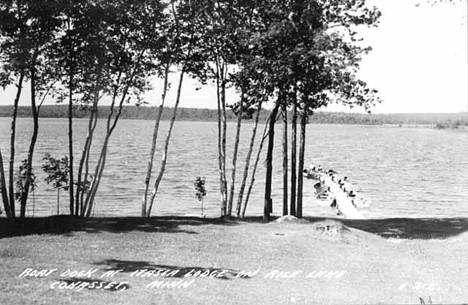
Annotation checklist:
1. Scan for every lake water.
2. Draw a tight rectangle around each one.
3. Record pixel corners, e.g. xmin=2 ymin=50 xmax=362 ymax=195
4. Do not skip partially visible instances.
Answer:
xmin=1 ymin=117 xmax=467 ymax=219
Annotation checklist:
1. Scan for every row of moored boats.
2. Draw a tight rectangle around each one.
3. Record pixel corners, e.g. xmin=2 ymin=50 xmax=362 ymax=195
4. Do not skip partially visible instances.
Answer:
xmin=303 ymin=164 xmax=371 ymax=219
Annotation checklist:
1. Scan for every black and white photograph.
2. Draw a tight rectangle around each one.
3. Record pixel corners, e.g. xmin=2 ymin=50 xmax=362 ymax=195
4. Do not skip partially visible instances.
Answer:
xmin=0 ymin=0 xmax=467 ymax=304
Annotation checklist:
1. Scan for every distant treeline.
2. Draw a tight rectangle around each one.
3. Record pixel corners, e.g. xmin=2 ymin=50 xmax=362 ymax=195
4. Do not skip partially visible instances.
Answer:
xmin=0 ymin=105 xmax=467 ymax=127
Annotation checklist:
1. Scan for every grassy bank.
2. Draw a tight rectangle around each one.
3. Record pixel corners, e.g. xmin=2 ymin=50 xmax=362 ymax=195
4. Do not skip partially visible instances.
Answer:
xmin=1 ymin=216 xmax=468 ymax=304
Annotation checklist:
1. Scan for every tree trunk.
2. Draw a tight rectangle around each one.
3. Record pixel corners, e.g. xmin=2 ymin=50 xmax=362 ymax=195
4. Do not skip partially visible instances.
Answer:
xmin=83 ymin=94 xmax=123 ymax=216
xmin=142 ymin=63 xmax=170 ymax=217
xmin=0 ymin=149 xmax=11 ymax=217
xmin=20 ymin=64 xmax=40 ymax=218
xmin=83 ymin=59 xmax=140 ymax=217
xmin=146 ymin=69 xmax=185 ymax=217
xmin=221 ymin=69 xmax=228 ymax=216
xmin=282 ymin=103 xmax=288 ymax=216
xmin=68 ymin=72 xmax=74 ymax=215
xmin=57 ymin=189 xmax=60 ymax=215
xmin=236 ymin=100 xmax=263 ymax=217
xmin=80 ymin=107 xmax=99 ymax=215
xmin=297 ymin=112 xmax=307 ymax=218
xmin=264 ymin=100 xmax=281 ymax=221
xmin=242 ymin=119 xmax=269 ymax=218
xmin=227 ymin=91 xmax=244 ymax=216
xmin=290 ymin=93 xmax=297 ymax=216
xmin=8 ymin=69 xmax=25 ymax=218
xmin=83 ymin=136 xmax=109 ymax=217
xmin=75 ymin=69 xmax=102 ymax=216
xmin=216 ymin=60 xmax=228 ymax=216
xmin=66 ymin=15 xmax=75 ymax=216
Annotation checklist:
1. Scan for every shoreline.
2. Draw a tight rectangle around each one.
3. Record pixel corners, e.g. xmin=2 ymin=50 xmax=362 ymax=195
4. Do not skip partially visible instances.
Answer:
xmin=1 ymin=215 xmax=467 ymax=304
xmin=2 ymin=215 xmax=468 ymax=240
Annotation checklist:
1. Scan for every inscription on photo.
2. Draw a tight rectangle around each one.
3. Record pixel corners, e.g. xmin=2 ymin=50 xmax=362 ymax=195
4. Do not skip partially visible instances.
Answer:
xmin=17 ymin=266 xmax=350 ymax=292
xmin=397 ymin=282 xmax=438 ymax=291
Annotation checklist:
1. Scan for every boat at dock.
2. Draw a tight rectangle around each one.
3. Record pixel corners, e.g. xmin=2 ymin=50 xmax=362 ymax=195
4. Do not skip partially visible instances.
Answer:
xmin=313 ymin=182 xmax=335 ymax=207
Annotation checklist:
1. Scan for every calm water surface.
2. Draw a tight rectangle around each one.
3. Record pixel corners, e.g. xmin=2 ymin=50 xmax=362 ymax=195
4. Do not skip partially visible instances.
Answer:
xmin=1 ymin=118 xmax=467 ymax=218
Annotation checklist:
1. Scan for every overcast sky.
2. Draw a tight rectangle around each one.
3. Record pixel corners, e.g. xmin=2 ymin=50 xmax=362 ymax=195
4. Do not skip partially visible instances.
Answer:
xmin=1 ymin=0 xmax=467 ymax=114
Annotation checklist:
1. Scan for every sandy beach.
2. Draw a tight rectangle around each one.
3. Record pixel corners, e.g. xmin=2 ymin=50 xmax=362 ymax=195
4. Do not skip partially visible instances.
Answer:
xmin=1 ymin=216 xmax=467 ymax=305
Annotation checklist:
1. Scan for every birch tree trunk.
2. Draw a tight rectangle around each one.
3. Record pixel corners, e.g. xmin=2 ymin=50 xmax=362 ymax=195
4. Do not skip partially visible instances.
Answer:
xmin=236 ymin=100 xmax=263 ymax=217
xmin=20 ymin=63 xmax=40 ymax=218
xmin=142 ymin=63 xmax=170 ymax=217
xmin=216 ymin=60 xmax=228 ymax=216
xmin=8 ymin=69 xmax=25 ymax=218
xmin=146 ymin=70 xmax=185 ymax=217
xmin=83 ymin=58 xmax=142 ymax=217
xmin=221 ymin=71 xmax=228 ymax=215
xmin=227 ymin=91 xmax=244 ymax=216
xmin=75 ymin=71 xmax=101 ymax=216
xmin=241 ymin=119 xmax=269 ymax=218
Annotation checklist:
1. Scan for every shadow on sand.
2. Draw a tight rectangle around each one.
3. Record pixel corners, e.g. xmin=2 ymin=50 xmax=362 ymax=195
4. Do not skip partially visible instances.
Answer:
xmin=0 ymin=215 xmax=239 ymax=239
xmin=1 ymin=215 xmax=468 ymax=240
xmin=336 ymin=217 xmax=468 ymax=239
xmin=93 ymin=259 xmax=247 ymax=280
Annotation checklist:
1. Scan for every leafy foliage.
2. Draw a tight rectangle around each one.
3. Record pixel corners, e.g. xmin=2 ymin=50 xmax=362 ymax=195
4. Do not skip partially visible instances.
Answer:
xmin=194 ymin=176 xmax=207 ymax=215
xmin=42 ymin=154 xmax=69 ymax=191
xmin=14 ymin=159 xmax=36 ymax=200
xmin=194 ymin=177 xmax=207 ymax=202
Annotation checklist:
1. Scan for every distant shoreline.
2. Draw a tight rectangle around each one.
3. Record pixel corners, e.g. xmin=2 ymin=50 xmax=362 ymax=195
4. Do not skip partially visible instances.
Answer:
xmin=0 ymin=105 xmax=467 ymax=127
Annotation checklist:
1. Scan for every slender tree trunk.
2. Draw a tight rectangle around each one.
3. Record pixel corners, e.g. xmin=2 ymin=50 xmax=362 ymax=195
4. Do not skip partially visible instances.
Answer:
xmin=84 ymin=58 xmax=140 ymax=217
xmin=0 ymin=149 xmax=11 ymax=217
xmin=290 ymin=93 xmax=297 ymax=216
xmin=221 ymin=68 xmax=228 ymax=216
xmin=83 ymin=94 xmax=123 ymax=217
xmin=227 ymin=91 xmax=244 ymax=216
xmin=264 ymin=100 xmax=281 ymax=221
xmin=146 ymin=69 xmax=185 ymax=217
xmin=282 ymin=103 xmax=288 ymax=216
xmin=80 ymin=108 xmax=99 ymax=214
xmin=83 ymin=138 xmax=109 ymax=217
xmin=66 ymin=16 xmax=75 ymax=216
xmin=76 ymin=98 xmax=98 ymax=215
xmin=68 ymin=73 xmax=74 ymax=215
xmin=297 ymin=112 xmax=307 ymax=218
xmin=75 ymin=71 xmax=101 ymax=215
xmin=57 ymin=189 xmax=60 ymax=215
xmin=216 ymin=60 xmax=228 ymax=216
xmin=8 ymin=70 xmax=25 ymax=218
xmin=20 ymin=64 xmax=40 ymax=218
xmin=236 ymin=100 xmax=262 ymax=217
xmin=142 ymin=63 xmax=170 ymax=217
xmin=216 ymin=73 xmax=225 ymax=216
xmin=242 ymin=118 xmax=269 ymax=218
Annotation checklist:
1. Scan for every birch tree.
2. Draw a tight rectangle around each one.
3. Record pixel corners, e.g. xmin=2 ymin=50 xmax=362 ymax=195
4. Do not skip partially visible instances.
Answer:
xmin=143 ymin=0 xmax=203 ymax=217
xmin=0 ymin=0 xmax=63 ymax=217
